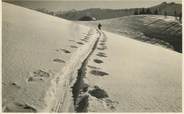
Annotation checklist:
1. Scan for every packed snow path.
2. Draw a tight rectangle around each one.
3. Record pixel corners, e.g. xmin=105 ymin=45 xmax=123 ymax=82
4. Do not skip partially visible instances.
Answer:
xmin=50 ymin=29 xmax=102 ymax=112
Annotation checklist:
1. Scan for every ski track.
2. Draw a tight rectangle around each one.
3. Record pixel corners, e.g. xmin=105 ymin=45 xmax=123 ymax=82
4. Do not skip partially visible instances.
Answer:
xmin=43 ymin=28 xmax=102 ymax=112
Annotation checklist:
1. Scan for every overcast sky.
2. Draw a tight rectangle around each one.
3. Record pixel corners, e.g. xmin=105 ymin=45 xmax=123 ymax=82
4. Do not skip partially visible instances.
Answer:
xmin=3 ymin=0 xmax=182 ymax=11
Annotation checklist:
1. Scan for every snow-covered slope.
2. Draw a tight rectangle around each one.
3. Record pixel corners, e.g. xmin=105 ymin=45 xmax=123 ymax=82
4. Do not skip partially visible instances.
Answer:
xmin=2 ymin=2 xmax=182 ymax=113
xmin=84 ymin=31 xmax=182 ymax=112
xmin=2 ymin=2 xmax=100 ymax=112
xmin=80 ymin=15 xmax=182 ymax=53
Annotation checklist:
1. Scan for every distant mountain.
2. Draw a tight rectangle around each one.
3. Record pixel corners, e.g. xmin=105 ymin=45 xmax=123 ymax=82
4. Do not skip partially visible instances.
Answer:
xmin=5 ymin=1 xmax=182 ymax=21
xmin=59 ymin=2 xmax=181 ymax=20
xmin=150 ymin=2 xmax=182 ymax=16
xmin=59 ymin=8 xmax=136 ymax=20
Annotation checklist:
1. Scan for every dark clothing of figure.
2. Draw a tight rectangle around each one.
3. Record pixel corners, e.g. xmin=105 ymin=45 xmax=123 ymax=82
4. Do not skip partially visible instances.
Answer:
xmin=98 ymin=24 xmax=102 ymax=30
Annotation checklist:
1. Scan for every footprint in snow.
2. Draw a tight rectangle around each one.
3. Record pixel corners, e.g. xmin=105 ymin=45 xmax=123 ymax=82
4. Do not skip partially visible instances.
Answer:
xmin=27 ymin=69 xmax=51 ymax=82
xmin=80 ymin=39 xmax=88 ymax=42
xmin=4 ymin=102 xmax=37 ymax=112
xmin=93 ymin=59 xmax=103 ymax=64
xmin=88 ymin=65 xmax=100 ymax=70
xmin=97 ymin=46 xmax=107 ymax=50
xmin=96 ymin=52 xmax=107 ymax=58
xmin=88 ymin=85 xmax=108 ymax=99
xmin=90 ymin=70 xmax=109 ymax=76
xmin=61 ymin=49 xmax=71 ymax=53
xmin=10 ymin=82 xmax=21 ymax=89
xmin=77 ymin=42 xmax=84 ymax=45
xmin=70 ymin=45 xmax=78 ymax=48
xmin=53 ymin=58 xmax=65 ymax=63
xmin=68 ymin=40 xmax=76 ymax=42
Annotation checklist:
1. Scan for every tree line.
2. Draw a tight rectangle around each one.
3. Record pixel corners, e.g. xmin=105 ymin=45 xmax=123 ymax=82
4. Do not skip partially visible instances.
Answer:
xmin=35 ymin=7 xmax=182 ymax=23
xmin=134 ymin=8 xmax=182 ymax=22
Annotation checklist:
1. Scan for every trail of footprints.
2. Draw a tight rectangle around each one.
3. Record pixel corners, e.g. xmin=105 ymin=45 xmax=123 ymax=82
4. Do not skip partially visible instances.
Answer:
xmin=26 ymin=32 xmax=92 ymax=84
xmin=5 ymin=31 xmax=95 ymax=112
xmin=87 ymin=32 xmax=118 ymax=111
xmin=52 ymin=31 xmax=95 ymax=112
xmin=53 ymin=32 xmax=92 ymax=64
xmin=89 ymin=33 xmax=109 ymax=77
xmin=73 ymin=31 xmax=116 ymax=112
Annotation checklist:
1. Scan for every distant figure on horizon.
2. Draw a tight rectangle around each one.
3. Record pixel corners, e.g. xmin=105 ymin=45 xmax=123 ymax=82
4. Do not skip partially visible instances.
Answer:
xmin=98 ymin=23 xmax=102 ymax=30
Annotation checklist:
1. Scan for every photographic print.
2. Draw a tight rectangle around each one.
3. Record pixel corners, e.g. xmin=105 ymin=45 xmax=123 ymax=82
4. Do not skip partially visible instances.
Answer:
xmin=2 ymin=0 xmax=182 ymax=112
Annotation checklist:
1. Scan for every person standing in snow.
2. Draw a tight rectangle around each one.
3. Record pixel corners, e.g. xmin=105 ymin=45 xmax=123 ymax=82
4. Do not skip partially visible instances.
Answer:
xmin=98 ymin=23 xmax=102 ymax=30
